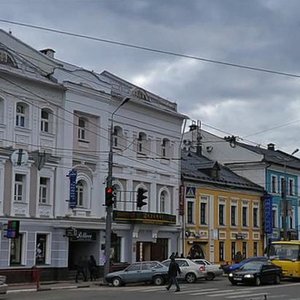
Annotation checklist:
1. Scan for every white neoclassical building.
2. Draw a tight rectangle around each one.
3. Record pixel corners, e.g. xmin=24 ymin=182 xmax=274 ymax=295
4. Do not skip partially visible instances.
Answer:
xmin=0 ymin=29 xmax=186 ymax=281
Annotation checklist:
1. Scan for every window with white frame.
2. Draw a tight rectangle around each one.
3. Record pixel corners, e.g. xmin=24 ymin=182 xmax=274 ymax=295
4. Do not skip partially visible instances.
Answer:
xmin=76 ymin=180 xmax=86 ymax=207
xmin=16 ymin=103 xmax=27 ymax=128
xmin=272 ymin=205 xmax=278 ymax=228
xmin=0 ymin=98 xmax=4 ymax=124
xmin=39 ymin=177 xmax=49 ymax=204
xmin=271 ymin=175 xmax=277 ymax=193
xmin=137 ymin=132 xmax=147 ymax=155
xmin=161 ymin=138 xmax=170 ymax=158
xmin=280 ymin=177 xmax=285 ymax=195
xmin=41 ymin=109 xmax=53 ymax=133
xmin=78 ymin=117 xmax=87 ymax=141
xmin=253 ymin=205 xmax=259 ymax=228
xmin=242 ymin=205 xmax=248 ymax=227
xmin=230 ymin=203 xmax=237 ymax=226
xmin=36 ymin=233 xmax=50 ymax=265
xmin=14 ymin=174 xmax=25 ymax=202
xmin=289 ymin=207 xmax=296 ymax=229
xmin=219 ymin=241 xmax=225 ymax=261
xmin=288 ymin=178 xmax=295 ymax=196
xmin=160 ymin=190 xmax=168 ymax=213
xmin=187 ymin=200 xmax=194 ymax=224
xmin=10 ymin=234 xmax=24 ymax=265
xmin=218 ymin=201 xmax=225 ymax=226
xmin=242 ymin=242 xmax=247 ymax=259
xmin=113 ymin=126 xmax=123 ymax=149
xmin=200 ymin=196 xmax=208 ymax=225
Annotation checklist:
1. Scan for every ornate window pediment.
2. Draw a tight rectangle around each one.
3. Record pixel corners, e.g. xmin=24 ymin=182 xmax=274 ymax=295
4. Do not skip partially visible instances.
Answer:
xmin=131 ymin=88 xmax=149 ymax=101
xmin=0 ymin=49 xmax=17 ymax=67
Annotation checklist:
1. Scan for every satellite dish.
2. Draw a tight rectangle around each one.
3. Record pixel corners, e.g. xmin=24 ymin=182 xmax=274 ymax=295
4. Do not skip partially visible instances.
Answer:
xmin=11 ymin=149 xmax=29 ymax=166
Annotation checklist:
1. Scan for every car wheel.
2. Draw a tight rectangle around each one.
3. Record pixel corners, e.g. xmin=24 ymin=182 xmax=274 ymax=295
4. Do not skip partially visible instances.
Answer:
xmin=255 ymin=276 xmax=261 ymax=286
xmin=112 ymin=277 xmax=122 ymax=287
xmin=205 ymin=272 xmax=215 ymax=281
xmin=185 ymin=273 xmax=197 ymax=283
xmin=274 ymin=275 xmax=280 ymax=284
xmin=153 ymin=275 xmax=164 ymax=286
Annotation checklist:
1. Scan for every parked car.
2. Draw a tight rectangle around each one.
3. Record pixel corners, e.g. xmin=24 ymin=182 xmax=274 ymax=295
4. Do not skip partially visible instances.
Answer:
xmin=0 ymin=275 xmax=7 ymax=295
xmin=105 ymin=261 xmax=168 ymax=287
xmin=223 ymin=256 xmax=268 ymax=274
xmin=228 ymin=261 xmax=282 ymax=286
xmin=193 ymin=259 xmax=223 ymax=280
xmin=162 ymin=258 xmax=207 ymax=283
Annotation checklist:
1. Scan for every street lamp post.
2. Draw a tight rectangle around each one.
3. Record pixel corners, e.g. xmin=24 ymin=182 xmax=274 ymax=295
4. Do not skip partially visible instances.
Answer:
xmin=282 ymin=148 xmax=299 ymax=241
xmin=104 ymin=97 xmax=130 ymax=278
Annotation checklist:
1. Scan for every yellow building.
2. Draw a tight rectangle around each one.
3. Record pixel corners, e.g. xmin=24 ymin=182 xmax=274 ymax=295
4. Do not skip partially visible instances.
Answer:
xmin=182 ymin=150 xmax=264 ymax=264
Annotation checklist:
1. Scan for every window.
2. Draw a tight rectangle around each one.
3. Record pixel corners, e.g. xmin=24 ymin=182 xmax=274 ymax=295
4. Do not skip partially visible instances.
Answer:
xmin=187 ymin=201 xmax=194 ymax=224
xmin=0 ymin=98 xmax=4 ymax=124
xmin=137 ymin=132 xmax=147 ymax=155
xmin=16 ymin=103 xmax=26 ymax=127
xmin=219 ymin=203 xmax=225 ymax=226
xmin=219 ymin=241 xmax=224 ymax=261
xmin=160 ymin=191 xmax=168 ymax=213
xmin=39 ymin=177 xmax=49 ymax=204
xmin=231 ymin=242 xmax=236 ymax=261
xmin=289 ymin=179 xmax=295 ymax=196
xmin=200 ymin=202 xmax=207 ymax=225
xmin=41 ymin=109 xmax=52 ymax=133
xmin=272 ymin=206 xmax=278 ymax=228
xmin=253 ymin=242 xmax=258 ymax=257
xmin=161 ymin=138 xmax=170 ymax=158
xmin=271 ymin=175 xmax=277 ymax=193
xmin=14 ymin=174 xmax=25 ymax=202
xmin=36 ymin=234 xmax=49 ymax=265
xmin=113 ymin=126 xmax=123 ymax=149
xmin=280 ymin=177 xmax=285 ymax=195
xmin=76 ymin=180 xmax=85 ymax=207
xmin=242 ymin=242 xmax=247 ymax=259
xmin=253 ymin=207 xmax=259 ymax=227
xmin=10 ymin=234 xmax=23 ymax=265
xmin=231 ymin=205 xmax=237 ymax=226
xmin=242 ymin=206 xmax=248 ymax=227
xmin=78 ymin=118 xmax=87 ymax=141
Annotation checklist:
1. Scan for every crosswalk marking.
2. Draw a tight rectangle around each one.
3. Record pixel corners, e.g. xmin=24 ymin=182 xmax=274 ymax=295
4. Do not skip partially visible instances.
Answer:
xmin=207 ymin=290 xmax=254 ymax=297
xmin=226 ymin=292 xmax=269 ymax=299
xmin=172 ymin=288 xmax=218 ymax=294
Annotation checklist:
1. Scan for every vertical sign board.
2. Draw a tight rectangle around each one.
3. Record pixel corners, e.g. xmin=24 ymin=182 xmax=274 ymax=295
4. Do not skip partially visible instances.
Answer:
xmin=6 ymin=220 xmax=20 ymax=238
xmin=263 ymin=194 xmax=273 ymax=234
xmin=179 ymin=185 xmax=185 ymax=215
xmin=68 ymin=169 xmax=77 ymax=209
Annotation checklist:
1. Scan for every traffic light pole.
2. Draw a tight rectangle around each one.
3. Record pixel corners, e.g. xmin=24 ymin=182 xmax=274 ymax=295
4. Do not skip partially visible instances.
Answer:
xmin=104 ymin=97 xmax=130 ymax=279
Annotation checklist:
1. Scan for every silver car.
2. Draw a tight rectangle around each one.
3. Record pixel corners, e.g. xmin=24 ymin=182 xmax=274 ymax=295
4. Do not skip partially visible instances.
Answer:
xmin=0 ymin=275 xmax=7 ymax=295
xmin=162 ymin=258 xmax=207 ymax=283
xmin=193 ymin=259 xmax=224 ymax=280
xmin=105 ymin=261 xmax=169 ymax=287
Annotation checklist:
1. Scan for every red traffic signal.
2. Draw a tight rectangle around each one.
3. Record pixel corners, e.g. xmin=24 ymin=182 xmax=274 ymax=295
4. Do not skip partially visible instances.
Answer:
xmin=105 ymin=186 xmax=115 ymax=207
xmin=137 ymin=188 xmax=147 ymax=208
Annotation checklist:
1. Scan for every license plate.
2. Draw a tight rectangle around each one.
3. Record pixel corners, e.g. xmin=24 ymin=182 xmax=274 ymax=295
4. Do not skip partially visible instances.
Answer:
xmin=234 ymin=277 xmax=242 ymax=281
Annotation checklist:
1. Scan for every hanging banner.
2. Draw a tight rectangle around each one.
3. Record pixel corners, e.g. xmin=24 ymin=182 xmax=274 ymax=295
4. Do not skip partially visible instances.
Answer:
xmin=263 ymin=194 xmax=273 ymax=234
xmin=67 ymin=169 xmax=77 ymax=209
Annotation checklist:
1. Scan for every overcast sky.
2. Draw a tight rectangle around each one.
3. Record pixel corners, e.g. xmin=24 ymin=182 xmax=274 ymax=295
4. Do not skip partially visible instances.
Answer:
xmin=1 ymin=0 xmax=300 ymax=154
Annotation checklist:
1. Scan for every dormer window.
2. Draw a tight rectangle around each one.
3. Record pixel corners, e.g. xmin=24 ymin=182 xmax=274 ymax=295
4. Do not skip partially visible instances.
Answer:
xmin=0 ymin=50 xmax=16 ymax=67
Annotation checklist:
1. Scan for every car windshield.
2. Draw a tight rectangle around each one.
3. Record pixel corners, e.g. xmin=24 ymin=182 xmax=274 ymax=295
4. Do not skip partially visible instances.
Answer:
xmin=271 ymin=244 xmax=300 ymax=261
xmin=240 ymin=261 xmax=264 ymax=271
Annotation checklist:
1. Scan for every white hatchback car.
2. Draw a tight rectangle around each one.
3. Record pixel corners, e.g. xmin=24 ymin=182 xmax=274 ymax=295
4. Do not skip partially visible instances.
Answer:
xmin=193 ymin=259 xmax=224 ymax=280
xmin=162 ymin=258 xmax=207 ymax=283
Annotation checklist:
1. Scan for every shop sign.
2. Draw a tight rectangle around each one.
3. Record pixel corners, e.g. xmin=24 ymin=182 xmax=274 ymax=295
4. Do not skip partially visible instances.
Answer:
xmin=70 ymin=229 xmax=96 ymax=241
xmin=113 ymin=210 xmax=176 ymax=225
xmin=235 ymin=233 xmax=246 ymax=240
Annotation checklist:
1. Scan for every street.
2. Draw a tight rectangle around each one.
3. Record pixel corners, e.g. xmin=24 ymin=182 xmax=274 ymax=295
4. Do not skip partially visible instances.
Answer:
xmin=5 ymin=277 xmax=300 ymax=300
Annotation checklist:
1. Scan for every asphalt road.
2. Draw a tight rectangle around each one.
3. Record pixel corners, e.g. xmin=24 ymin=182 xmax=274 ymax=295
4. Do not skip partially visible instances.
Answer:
xmin=5 ymin=277 xmax=300 ymax=300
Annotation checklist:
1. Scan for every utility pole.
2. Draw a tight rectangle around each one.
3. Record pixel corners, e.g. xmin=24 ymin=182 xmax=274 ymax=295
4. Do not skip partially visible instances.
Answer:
xmin=282 ymin=148 xmax=299 ymax=241
xmin=104 ymin=97 xmax=130 ymax=278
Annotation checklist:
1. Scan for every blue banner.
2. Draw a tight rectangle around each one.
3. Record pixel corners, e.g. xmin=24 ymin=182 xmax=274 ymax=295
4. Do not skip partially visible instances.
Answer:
xmin=264 ymin=194 xmax=273 ymax=234
xmin=68 ymin=169 xmax=77 ymax=209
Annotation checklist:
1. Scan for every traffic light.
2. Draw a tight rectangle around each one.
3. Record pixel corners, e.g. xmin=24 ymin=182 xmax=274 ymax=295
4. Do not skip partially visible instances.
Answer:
xmin=105 ymin=186 xmax=115 ymax=207
xmin=136 ymin=188 xmax=147 ymax=208
xmin=6 ymin=220 xmax=20 ymax=238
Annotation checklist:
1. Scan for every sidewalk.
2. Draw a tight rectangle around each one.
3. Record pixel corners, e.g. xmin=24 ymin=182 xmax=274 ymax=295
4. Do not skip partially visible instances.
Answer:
xmin=7 ymin=279 xmax=106 ymax=293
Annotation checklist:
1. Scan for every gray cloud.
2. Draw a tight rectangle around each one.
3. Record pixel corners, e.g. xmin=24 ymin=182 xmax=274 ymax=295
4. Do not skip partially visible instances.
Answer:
xmin=1 ymin=0 xmax=300 ymax=154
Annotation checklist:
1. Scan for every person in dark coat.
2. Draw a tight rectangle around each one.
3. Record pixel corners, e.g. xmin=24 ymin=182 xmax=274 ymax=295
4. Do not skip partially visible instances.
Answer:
xmin=88 ymin=255 xmax=97 ymax=281
xmin=75 ymin=256 xmax=87 ymax=283
xmin=166 ymin=257 xmax=181 ymax=292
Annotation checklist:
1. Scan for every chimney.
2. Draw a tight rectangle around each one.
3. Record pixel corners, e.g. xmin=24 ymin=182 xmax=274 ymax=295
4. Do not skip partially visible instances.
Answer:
xmin=40 ymin=48 xmax=55 ymax=58
xmin=267 ymin=143 xmax=275 ymax=151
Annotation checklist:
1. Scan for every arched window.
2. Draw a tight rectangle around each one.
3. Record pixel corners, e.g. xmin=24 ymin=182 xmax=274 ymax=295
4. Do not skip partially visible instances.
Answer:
xmin=113 ymin=126 xmax=124 ymax=149
xmin=160 ymin=191 xmax=167 ymax=212
xmin=16 ymin=102 xmax=28 ymax=128
xmin=41 ymin=108 xmax=53 ymax=133
xmin=188 ymin=244 xmax=205 ymax=259
xmin=78 ymin=117 xmax=87 ymax=141
xmin=113 ymin=183 xmax=123 ymax=210
xmin=76 ymin=180 xmax=87 ymax=207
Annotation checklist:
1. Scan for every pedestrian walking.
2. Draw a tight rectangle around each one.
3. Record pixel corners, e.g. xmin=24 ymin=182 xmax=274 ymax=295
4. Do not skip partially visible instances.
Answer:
xmin=166 ymin=257 xmax=181 ymax=292
xmin=88 ymin=255 xmax=97 ymax=281
xmin=75 ymin=256 xmax=87 ymax=283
